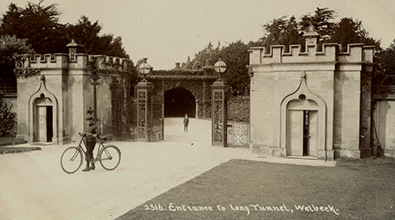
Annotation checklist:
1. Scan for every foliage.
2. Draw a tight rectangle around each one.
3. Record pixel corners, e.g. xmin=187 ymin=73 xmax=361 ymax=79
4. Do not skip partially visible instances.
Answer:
xmin=0 ymin=2 xmax=129 ymax=58
xmin=0 ymin=1 xmax=68 ymax=54
xmin=228 ymin=96 xmax=250 ymax=122
xmin=328 ymin=17 xmax=381 ymax=51
xmin=192 ymin=41 xmax=253 ymax=93
xmin=0 ymin=101 xmax=17 ymax=137
xmin=219 ymin=40 xmax=250 ymax=92
xmin=261 ymin=16 xmax=302 ymax=50
xmin=374 ymin=39 xmax=395 ymax=86
xmin=0 ymin=35 xmax=38 ymax=79
xmin=299 ymin=7 xmax=336 ymax=41
xmin=193 ymin=42 xmax=221 ymax=69
xmin=66 ymin=16 xmax=129 ymax=58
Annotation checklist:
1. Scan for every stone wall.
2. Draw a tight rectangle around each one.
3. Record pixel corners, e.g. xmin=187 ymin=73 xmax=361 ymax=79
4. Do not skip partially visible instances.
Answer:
xmin=372 ymin=85 xmax=395 ymax=158
xmin=372 ymin=100 xmax=395 ymax=157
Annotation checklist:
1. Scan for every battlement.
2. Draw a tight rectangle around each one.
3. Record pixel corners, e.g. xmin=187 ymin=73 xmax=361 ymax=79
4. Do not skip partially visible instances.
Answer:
xmin=88 ymin=55 xmax=130 ymax=71
xmin=22 ymin=53 xmax=131 ymax=71
xmin=249 ymin=43 xmax=374 ymax=65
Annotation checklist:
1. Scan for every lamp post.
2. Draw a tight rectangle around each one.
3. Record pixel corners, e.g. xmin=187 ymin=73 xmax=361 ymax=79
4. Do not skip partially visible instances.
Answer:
xmin=137 ymin=58 xmax=151 ymax=82
xmin=214 ymin=58 xmax=226 ymax=81
xmin=136 ymin=58 xmax=153 ymax=141
xmin=90 ymin=71 xmax=101 ymax=122
xmin=211 ymin=58 xmax=228 ymax=147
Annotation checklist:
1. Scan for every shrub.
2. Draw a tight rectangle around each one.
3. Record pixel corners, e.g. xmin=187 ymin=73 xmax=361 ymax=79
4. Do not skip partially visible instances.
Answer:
xmin=0 ymin=101 xmax=17 ymax=137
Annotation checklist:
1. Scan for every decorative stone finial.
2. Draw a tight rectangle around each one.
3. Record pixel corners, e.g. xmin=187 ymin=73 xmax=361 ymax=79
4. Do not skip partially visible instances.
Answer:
xmin=303 ymin=24 xmax=320 ymax=46
xmin=300 ymin=71 xmax=306 ymax=79
xmin=66 ymin=40 xmax=83 ymax=62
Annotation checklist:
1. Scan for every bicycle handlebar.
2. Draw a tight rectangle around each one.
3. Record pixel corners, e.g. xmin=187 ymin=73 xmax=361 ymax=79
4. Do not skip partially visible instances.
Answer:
xmin=78 ymin=132 xmax=99 ymax=137
xmin=78 ymin=132 xmax=109 ymax=141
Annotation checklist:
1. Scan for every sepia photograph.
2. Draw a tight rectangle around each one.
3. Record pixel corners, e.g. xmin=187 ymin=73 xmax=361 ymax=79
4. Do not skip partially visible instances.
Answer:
xmin=0 ymin=0 xmax=394 ymax=219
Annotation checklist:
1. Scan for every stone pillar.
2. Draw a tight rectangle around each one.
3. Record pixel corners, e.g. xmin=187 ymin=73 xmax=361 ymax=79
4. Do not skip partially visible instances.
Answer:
xmin=136 ymin=81 xmax=153 ymax=142
xmin=360 ymin=63 xmax=374 ymax=158
xmin=211 ymin=81 xmax=228 ymax=147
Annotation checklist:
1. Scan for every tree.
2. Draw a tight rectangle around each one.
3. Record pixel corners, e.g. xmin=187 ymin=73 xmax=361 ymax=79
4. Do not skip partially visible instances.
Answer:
xmin=0 ymin=1 xmax=68 ymax=54
xmin=65 ymin=16 xmax=128 ymax=58
xmin=192 ymin=42 xmax=220 ymax=69
xmin=374 ymin=40 xmax=395 ymax=86
xmin=66 ymin=16 xmax=102 ymax=54
xmin=299 ymin=7 xmax=336 ymax=41
xmin=219 ymin=40 xmax=250 ymax=93
xmin=1 ymin=2 xmax=129 ymax=58
xmin=261 ymin=16 xmax=302 ymax=51
xmin=0 ymin=35 xmax=36 ymax=80
xmin=328 ymin=17 xmax=380 ymax=51
xmin=191 ymin=40 xmax=251 ymax=94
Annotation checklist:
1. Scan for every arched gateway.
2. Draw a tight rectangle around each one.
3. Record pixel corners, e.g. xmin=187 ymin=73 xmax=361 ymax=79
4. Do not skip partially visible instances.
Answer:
xmin=133 ymin=63 xmax=228 ymax=144
xmin=164 ymin=87 xmax=196 ymax=118
xmin=147 ymin=68 xmax=217 ymax=119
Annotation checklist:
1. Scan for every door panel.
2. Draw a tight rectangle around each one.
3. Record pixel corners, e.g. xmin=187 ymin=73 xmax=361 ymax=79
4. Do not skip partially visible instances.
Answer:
xmin=308 ymin=111 xmax=318 ymax=156
xmin=287 ymin=110 xmax=303 ymax=156
xmin=37 ymin=106 xmax=47 ymax=142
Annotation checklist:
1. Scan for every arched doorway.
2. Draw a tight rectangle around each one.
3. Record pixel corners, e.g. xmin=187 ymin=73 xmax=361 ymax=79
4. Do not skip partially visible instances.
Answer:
xmin=33 ymin=95 xmax=53 ymax=142
xmin=286 ymin=99 xmax=318 ymax=156
xmin=280 ymin=73 xmax=327 ymax=159
xmin=164 ymin=87 xmax=196 ymax=118
xmin=28 ymin=76 xmax=59 ymax=144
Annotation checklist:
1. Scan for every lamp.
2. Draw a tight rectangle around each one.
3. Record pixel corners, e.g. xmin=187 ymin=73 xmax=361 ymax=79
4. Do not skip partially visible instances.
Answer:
xmin=214 ymin=58 xmax=226 ymax=81
xmin=137 ymin=58 xmax=151 ymax=82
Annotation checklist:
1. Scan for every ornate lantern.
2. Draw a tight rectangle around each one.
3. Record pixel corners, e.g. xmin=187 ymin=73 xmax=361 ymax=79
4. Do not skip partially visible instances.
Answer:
xmin=214 ymin=58 xmax=227 ymax=81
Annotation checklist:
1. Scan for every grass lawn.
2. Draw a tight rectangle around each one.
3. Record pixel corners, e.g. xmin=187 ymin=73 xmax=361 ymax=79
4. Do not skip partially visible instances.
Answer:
xmin=117 ymin=157 xmax=395 ymax=220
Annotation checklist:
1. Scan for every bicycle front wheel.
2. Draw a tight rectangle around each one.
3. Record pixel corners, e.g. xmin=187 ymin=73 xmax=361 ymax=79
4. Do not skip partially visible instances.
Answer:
xmin=99 ymin=145 xmax=121 ymax=171
xmin=61 ymin=147 xmax=83 ymax=174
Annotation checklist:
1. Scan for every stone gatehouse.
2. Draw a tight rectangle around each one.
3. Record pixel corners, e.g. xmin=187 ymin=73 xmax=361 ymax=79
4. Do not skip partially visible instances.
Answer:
xmin=15 ymin=42 xmax=131 ymax=145
xmin=248 ymin=27 xmax=374 ymax=160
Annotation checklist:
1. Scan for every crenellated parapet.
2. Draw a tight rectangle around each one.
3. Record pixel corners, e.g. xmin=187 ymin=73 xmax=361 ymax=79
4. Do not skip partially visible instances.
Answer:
xmin=338 ymin=44 xmax=375 ymax=64
xmin=21 ymin=53 xmax=131 ymax=72
xmin=88 ymin=55 xmax=131 ymax=72
xmin=18 ymin=39 xmax=132 ymax=72
xmin=23 ymin=53 xmax=69 ymax=69
xmin=248 ymin=43 xmax=374 ymax=66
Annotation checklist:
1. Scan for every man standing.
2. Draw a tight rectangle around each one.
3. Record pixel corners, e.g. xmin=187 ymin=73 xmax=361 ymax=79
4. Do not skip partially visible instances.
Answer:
xmin=183 ymin=114 xmax=189 ymax=132
xmin=83 ymin=116 xmax=100 ymax=172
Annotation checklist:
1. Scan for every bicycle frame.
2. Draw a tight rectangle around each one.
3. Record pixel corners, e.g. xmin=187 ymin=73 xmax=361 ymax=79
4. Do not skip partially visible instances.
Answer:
xmin=76 ymin=134 xmax=106 ymax=162
xmin=61 ymin=133 xmax=120 ymax=174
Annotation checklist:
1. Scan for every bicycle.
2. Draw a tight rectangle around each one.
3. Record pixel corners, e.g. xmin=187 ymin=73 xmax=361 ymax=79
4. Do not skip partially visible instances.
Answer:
xmin=60 ymin=132 xmax=121 ymax=174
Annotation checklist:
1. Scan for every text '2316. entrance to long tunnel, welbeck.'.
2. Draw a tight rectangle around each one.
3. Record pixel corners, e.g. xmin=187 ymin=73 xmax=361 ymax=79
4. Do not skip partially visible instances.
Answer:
xmin=164 ymin=87 xmax=196 ymax=118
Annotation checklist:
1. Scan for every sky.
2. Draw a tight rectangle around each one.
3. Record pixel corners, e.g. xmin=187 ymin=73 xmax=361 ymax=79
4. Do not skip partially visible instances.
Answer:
xmin=0 ymin=0 xmax=394 ymax=70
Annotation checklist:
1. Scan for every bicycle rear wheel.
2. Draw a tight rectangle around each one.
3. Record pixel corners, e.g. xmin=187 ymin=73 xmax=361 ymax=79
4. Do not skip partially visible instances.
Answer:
xmin=61 ymin=147 xmax=83 ymax=174
xmin=99 ymin=145 xmax=121 ymax=171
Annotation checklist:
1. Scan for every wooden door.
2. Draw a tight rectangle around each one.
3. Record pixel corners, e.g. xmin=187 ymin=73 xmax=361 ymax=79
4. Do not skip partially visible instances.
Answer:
xmin=287 ymin=110 xmax=303 ymax=156
xmin=308 ymin=111 xmax=318 ymax=156
xmin=37 ymin=106 xmax=47 ymax=142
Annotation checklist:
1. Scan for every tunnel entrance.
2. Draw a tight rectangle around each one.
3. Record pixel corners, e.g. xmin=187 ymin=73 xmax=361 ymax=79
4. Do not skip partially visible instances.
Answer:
xmin=164 ymin=87 xmax=196 ymax=118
